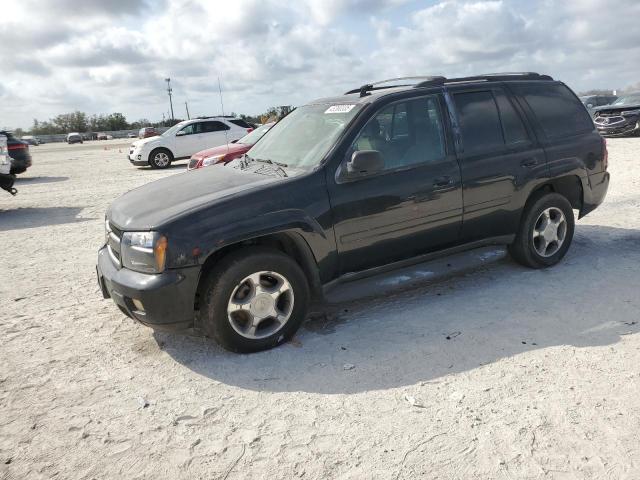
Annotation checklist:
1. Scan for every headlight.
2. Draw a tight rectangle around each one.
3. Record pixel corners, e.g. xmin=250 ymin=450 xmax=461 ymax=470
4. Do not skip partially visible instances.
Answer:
xmin=121 ymin=231 xmax=168 ymax=273
xmin=202 ymin=154 xmax=225 ymax=167
xmin=621 ymin=109 xmax=640 ymax=116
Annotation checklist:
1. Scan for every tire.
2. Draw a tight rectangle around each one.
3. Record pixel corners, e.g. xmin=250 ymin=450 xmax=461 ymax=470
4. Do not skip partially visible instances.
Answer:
xmin=200 ymin=247 xmax=310 ymax=353
xmin=508 ymin=192 xmax=575 ymax=269
xmin=149 ymin=148 xmax=173 ymax=169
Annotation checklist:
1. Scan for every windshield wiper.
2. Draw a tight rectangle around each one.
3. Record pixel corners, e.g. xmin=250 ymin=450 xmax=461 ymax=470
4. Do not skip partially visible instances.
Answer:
xmin=256 ymin=158 xmax=288 ymax=168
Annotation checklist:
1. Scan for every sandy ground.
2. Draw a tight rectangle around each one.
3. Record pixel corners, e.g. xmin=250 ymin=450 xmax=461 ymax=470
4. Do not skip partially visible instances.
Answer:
xmin=1 ymin=137 xmax=639 ymax=479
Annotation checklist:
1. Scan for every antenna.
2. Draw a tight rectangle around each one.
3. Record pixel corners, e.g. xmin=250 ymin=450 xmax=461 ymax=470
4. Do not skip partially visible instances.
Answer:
xmin=218 ymin=76 xmax=229 ymax=154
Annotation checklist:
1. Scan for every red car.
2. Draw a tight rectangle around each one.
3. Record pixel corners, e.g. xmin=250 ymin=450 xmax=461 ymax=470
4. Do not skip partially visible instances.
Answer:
xmin=187 ymin=122 xmax=274 ymax=170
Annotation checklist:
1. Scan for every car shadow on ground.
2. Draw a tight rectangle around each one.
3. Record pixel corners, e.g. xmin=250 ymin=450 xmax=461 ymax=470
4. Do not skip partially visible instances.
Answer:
xmin=137 ymin=163 xmax=187 ymax=171
xmin=0 ymin=206 xmax=89 ymax=231
xmin=15 ymin=176 xmax=69 ymax=184
xmin=156 ymin=224 xmax=640 ymax=394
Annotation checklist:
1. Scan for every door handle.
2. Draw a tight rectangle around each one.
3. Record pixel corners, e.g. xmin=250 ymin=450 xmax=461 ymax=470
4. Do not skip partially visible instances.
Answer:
xmin=433 ymin=176 xmax=453 ymax=189
xmin=521 ymin=158 xmax=538 ymax=168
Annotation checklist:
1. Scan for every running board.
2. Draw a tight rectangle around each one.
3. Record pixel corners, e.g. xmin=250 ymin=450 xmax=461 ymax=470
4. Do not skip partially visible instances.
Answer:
xmin=323 ymin=235 xmax=514 ymax=294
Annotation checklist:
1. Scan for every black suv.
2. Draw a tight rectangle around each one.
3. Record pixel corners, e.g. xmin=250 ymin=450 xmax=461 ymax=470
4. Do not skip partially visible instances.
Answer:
xmin=97 ymin=72 xmax=609 ymax=353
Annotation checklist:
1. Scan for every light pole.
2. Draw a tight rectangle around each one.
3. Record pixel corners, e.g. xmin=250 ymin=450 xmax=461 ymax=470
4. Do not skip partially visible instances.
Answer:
xmin=165 ymin=78 xmax=174 ymax=122
xmin=185 ymin=101 xmax=190 ymax=120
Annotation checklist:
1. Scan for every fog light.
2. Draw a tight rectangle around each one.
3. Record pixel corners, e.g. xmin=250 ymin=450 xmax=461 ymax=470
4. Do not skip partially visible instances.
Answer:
xmin=137 ymin=154 xmax=142 ymax=160
xmin=132 ymin=298 xmax=145 ymax=311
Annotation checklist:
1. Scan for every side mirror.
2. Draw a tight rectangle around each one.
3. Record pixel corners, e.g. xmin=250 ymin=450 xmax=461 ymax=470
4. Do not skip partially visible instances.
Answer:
xmin=347 ymin=150 xmax=384 ymax=176
xmin=176 ymin=130 xmax=186 ymax=136
xmin=231 ymin=139 xmax=238 ymax=144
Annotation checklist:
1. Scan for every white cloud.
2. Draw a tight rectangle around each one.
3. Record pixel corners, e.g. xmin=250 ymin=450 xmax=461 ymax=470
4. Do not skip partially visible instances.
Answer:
xmin=1 ymin=0 xmax=639 ymax=129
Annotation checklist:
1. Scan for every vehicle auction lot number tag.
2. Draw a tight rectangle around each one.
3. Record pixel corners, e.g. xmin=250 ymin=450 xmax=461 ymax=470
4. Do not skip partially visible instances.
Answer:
xmin=325 ymin=105 xmax=356 ymax=114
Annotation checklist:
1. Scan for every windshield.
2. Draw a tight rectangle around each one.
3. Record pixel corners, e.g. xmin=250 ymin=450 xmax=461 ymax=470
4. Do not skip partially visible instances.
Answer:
xmin=161 ymin=122 xmax=187 ymax=137
xmin=238 ymin=123 xmax=273 ymax=146
xmin=612 ymin=94 xmax=640 ymax=106
xmin=246 ymin=103 xmax=362 ymax=169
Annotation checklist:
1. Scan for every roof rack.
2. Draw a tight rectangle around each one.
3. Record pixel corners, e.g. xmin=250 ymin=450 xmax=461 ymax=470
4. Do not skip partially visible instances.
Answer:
xmin=346 ymin=73 xmax=553 ymax=97
xmin=345 ymin=76 xmax=446 ymax=96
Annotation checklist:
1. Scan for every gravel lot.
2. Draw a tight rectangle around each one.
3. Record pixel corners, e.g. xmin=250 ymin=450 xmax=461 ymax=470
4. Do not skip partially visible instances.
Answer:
xmin=1 ymin=138 xmax=639 ymax=479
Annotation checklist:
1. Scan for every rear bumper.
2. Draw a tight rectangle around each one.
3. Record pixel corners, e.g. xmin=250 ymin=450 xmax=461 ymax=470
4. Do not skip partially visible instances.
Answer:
xmin=9 ymin=155 xmax=32 ymax=175
xmin=580 ymin=171 xmax=610 ymax=218
xmin=96 ymin=246 xmax=200 ymax=331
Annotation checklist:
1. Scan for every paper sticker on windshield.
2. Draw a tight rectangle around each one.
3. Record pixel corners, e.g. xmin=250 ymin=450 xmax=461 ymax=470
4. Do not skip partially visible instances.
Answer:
xmin=325 ymin=104 xmax=356 ymax=114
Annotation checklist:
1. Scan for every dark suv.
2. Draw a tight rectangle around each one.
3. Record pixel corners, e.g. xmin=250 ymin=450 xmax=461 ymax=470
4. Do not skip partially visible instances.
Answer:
xmin=97 ymin=72 xmax=609 ymax=353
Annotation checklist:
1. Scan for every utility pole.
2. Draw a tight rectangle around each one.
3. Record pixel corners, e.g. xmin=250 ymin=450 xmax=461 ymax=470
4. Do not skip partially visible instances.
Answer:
xmin=162 ymin=112 xmax=165 ymax=125
xmin=185 ymin=101 xmax=190 ymax=120
xmin=165 ymin=78 xmax=174 ymax=121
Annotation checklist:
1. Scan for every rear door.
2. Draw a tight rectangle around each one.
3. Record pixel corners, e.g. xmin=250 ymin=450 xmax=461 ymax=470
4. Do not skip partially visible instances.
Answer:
xmin=449 ymin=86 xmax=547 ymax=241
xmin=328 ymin=94 xmax=463 ymax=274
xmin=200 ymin=121 xmax=232 ymax=149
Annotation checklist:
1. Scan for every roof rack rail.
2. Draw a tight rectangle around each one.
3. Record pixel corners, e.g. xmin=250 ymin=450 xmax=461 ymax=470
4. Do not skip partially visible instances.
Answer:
xmin=414 ymin=72 xmax=553 ymax=88
xmin=345 ymin=76 xmax=446 ymax=97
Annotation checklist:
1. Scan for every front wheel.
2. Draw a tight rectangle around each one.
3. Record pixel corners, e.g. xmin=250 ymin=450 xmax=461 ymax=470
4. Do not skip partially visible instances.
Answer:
xmin=200 ymin=248 xmax=310 ymax=353
xmin=509 ymin=192 xmax=575 ymax=269
xmin=149 ymin=149 xmax=173 ymax=169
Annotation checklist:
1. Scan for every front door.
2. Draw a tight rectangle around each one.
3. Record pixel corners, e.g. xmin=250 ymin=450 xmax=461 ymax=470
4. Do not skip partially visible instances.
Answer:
xmin=328 ymin=95 xmax=463 ymax=274
xmin=174 ymin=121 xmax=205 ymax=158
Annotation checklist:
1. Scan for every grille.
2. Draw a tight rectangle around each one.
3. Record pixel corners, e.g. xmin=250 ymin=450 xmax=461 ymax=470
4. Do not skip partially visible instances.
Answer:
xmin=595 ymin=115 xmax=625 ymax=125
xmin=106 ymin=221 xmax=122 ymax=267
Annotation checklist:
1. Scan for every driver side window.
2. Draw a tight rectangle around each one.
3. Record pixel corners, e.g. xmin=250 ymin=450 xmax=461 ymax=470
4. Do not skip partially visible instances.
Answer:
xmin=179 ymin=123 xmax=201 ymax=135
xmin=350 ymin=96 xmax=445 ymax=171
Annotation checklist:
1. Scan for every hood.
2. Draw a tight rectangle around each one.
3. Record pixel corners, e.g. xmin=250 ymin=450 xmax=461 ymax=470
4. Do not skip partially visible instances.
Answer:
xmin=108 ymin=164 xmax=280 ymax=230
xmin=593 ymin=103 xmax=640 ymax=114
xmin=192 ymin=142 xmax=249 ymax=160
xmin=132 ymin=136 xmax=163 ymax=148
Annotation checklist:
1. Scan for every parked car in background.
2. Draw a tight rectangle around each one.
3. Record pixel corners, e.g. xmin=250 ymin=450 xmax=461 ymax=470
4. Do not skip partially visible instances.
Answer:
xmin=67 ymin=132 xmax=83 ymax=144
xmin=593 ymin=92 xmax=640 ymax=137
xmin=97 ymin=133 xmax=113 ymax=140
xmin=188 ymin=122 xmax=275 ymax=170
xmin=0 ymin=133 xmax=17 ymax=195
xmin=127 ymin=132 xmax=137 ymax=138
xmin=138 ymin=127 xmax=159 ymax=139
xmin=98 ymin=72 xmax=609 ymax=353
xmin=0 ymin=130 xmax=32 ymax=174
xmin=21 ymin=135 xmax=40 ymax=146
xmin=128 ymin=117 xmax=252 ymax=168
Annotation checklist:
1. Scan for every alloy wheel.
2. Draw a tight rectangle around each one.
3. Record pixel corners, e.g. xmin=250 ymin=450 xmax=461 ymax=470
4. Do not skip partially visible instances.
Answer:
xmin=226 ymin=271 xmax=294 ymax=339
xmin=532 ymin=207 xmax=567 ymax=257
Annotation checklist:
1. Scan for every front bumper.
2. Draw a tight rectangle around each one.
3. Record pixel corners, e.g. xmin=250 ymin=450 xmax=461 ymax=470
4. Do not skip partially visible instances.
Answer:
xmin=128 ymin=150 xmax=148 ymax=166
xmin=595 ymin=119 xmax=640 ymax=137
xmin=97 ymin=246 xmax=200 ymax=331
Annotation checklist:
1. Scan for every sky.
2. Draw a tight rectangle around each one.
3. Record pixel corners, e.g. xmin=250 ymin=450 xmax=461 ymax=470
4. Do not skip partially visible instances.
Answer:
xmin=1 ymin=0 xmax=639 ymax=129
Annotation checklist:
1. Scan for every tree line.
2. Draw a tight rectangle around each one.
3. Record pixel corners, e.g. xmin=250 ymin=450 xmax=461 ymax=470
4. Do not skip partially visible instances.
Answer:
xmin=18 ymin=105 xmax=294 ymax=137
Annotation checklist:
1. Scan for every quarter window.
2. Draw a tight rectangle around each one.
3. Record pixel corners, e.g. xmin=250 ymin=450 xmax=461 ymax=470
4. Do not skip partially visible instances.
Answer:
xmin=350 ymin=96 xmax=446 ymax=171
xmin=513 ymin=84 xmax=593 ymax=138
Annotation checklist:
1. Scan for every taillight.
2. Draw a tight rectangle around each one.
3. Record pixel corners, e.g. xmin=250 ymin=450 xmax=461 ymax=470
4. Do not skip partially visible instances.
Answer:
xmin=602 ymin=137 xmax=608 ymax=171
xmin=246 ymin=128 xmax=254 ymax=133
xmin=8 ymin=143 xmax=28 ymax=151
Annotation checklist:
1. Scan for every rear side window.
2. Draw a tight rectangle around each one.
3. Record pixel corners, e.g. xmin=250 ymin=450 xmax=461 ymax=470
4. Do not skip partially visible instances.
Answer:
xmin=514 ymin=84 xmax=593 ymax=138
xmin=229 ymin=119 xmax=252 ymax=129
xmin=453 ymin=91 xmax=504 ymax=154
xmin=494 ymin=91 xmax=529 ymax=146
xmin=202 ymin=121 xmax=230 ymax=132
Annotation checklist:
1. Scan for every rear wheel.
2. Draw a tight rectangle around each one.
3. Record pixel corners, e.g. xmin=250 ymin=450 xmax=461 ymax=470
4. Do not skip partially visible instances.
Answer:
xmin=149 ymin=148 xmax=173 ymax=169
xmin=200 ymin=248 xmax=310 ymax=353
xmin=508 ymin=192 xmax=575 ymax=268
